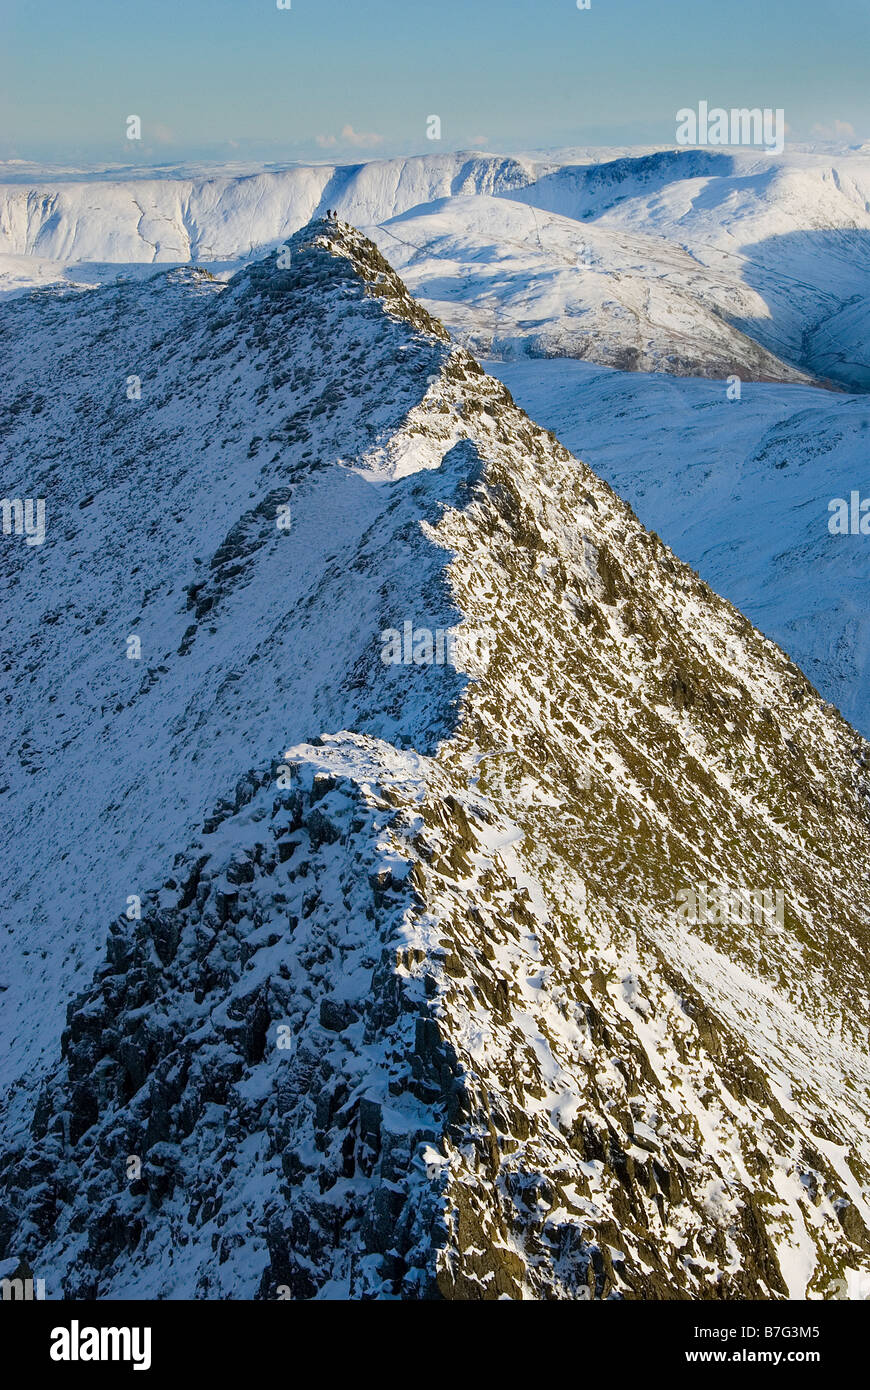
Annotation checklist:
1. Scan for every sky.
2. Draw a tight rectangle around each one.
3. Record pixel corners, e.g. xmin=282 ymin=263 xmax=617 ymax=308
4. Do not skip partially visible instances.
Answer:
xmin=1 ymin=0 xmax=869 ymax=165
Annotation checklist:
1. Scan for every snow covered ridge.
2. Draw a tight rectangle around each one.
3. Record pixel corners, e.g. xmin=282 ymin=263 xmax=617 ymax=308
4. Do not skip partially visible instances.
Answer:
xmin=1 ymin=220 xmax=870 ymax=1299
xmin=4 ymin=146 xmax=870 ymax=386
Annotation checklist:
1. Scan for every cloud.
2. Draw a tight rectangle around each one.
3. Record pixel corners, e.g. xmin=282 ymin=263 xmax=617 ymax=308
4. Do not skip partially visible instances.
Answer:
xmin=468 ymin=135 xmax=490 ymax=147
xmin=811 ymin=119 xmax=856 ymax=140
xmin=340 ymin=124 xmax=383 ymax=148
xmin=316 ymin=124 xmax=383 ymax=150
xmin=151 ymin=123 xmax=176 ymax=146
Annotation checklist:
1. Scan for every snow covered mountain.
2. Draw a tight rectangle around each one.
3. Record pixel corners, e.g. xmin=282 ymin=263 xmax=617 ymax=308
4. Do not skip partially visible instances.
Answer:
xmin=371 ymin=191 xmax=812 ymax=382
xmin=4 ymin=147 xmax=870 ymax=385
xmin=1 ymin=220 xmax=869 ymax=1300
xmin=4 ymin=147 xmax=870 ymax=740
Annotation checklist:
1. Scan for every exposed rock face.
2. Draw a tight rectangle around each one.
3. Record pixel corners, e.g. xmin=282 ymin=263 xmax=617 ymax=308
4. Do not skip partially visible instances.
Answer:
xmin=1 ymin=749 xmax=454 ymax=1298
xmin=1 ymin=219 xmax=869 ymax=1299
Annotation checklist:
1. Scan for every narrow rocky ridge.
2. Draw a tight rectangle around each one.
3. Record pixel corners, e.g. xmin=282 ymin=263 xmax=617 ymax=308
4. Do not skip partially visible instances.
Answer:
xmin=1 ymin=219 xmax=869 ymax=1300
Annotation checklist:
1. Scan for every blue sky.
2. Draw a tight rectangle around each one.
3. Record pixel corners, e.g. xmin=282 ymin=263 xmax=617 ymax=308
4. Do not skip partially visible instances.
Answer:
xmin=2 ymin=0 xmax=868 ymax=164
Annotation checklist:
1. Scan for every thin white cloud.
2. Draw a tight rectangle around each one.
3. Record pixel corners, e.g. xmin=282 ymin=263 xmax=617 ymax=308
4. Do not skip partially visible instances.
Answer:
xmin=316 ymin=124 xmax=383 ymax=150
xmin=811 ymin=119 xmax=856 ymax=140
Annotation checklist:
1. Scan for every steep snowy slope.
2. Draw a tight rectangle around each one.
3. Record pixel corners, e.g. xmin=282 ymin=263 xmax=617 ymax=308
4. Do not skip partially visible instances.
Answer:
xmin=1 ymin=222 xmax=869 ymax=1300
xmin=0 ymin=153 xmax=533 ymax=264
xmin=372 ymin=194 xmax=810 ymax=381
xmin=488 ymin=359 xmax=870 ymax=736
xmin=0 ymin=243 xmax=455 ymax=1115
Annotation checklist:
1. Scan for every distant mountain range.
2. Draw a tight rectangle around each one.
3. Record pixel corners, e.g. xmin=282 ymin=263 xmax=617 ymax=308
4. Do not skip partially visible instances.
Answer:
xmin=3 ymin=148 xmax=870 ymax=387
